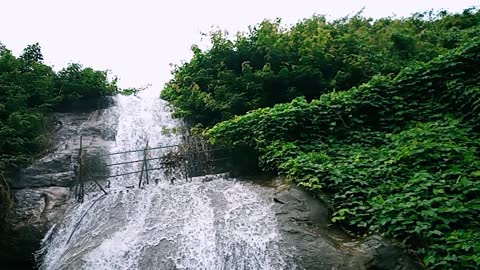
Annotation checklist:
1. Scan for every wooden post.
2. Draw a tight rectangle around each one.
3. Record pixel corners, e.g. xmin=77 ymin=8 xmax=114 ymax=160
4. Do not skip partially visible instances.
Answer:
xmin=201 ymin=140 xmax=207 ymax=175
xmin=74 ymin=173 xmax=79 ymax=201
xmin=78 ymin=136 xmax=84 ymax=203
xmin=81 ymin=149 xmax=86 ymax=202
xmin=87 ymin=171 xmax=109 ymax=195
xmin=194 ymin=138 xmax=199 ymax=177
xmin=144 ymin=141 xmax=149 ymax=185
xmin=185 ymin=142 xmax=192 ymax=182
xmin=183 ymin=146 xmax=189 ymax=182
xmin=138 ymin=141 xmax=149 ymax=188
xmin=138 ymin=158 xmax=145 ymax=188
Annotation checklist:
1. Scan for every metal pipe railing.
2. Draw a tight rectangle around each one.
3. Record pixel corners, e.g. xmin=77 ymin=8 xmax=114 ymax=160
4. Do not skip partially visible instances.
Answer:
xmin=104 ymin=156 xmax=162 ymax=167
xmin=90 ymin=166 xmax=165 ymax=179
xmin=96 ymin=144 xmax=179 ymax=157
xmin=75 ymin=136 xmax=232 ymax=199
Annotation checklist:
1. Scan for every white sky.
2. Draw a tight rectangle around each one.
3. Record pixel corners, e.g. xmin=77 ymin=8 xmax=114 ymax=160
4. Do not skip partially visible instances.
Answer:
xmin=0 ymin=0 xmax=478 ymax=90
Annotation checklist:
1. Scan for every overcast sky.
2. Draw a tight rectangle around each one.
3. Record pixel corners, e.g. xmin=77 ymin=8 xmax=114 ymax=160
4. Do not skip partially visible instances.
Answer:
xmin=0 ymin=0 xmax=477 ymax=91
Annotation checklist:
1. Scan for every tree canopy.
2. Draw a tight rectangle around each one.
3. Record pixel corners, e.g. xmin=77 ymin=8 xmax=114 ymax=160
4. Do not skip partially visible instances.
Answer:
xmin=0 ymin=43 xmax=120 ymax=212
xmin=162 ymin=8 xmax=480 ymax=127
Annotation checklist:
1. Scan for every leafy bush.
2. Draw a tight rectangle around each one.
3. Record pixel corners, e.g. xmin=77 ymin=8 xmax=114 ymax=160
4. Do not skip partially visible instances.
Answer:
xmin=162 ymin=8 xmax=480 ymax=127
xmin=55 ymin=63 xmax=119 ymax=109
xmin=0 ymin=43 xmax=121 ymax=202
xmin=278 ymin=119 xmax=480 ymax=269
xmin=160 ymin=8 xmax=480 ymax=268
xmin=206 ymin=38 xmax=480 ymax=269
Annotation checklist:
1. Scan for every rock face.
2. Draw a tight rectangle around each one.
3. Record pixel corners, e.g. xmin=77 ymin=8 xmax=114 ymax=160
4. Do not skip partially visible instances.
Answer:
xmin=1 ymin=187 xmax=70 ymax=265
xmin=271 ymin=184 xmax=423 ymax=270
xmin=0 ymin=99 xmax=116 ymax=265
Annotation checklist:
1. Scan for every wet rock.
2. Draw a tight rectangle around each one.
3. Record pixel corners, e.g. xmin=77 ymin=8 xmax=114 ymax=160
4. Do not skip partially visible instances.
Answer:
xmin=13 ymin=171 xmax=74 ymax=189
xmin=1 ymin=103 xmax=116 ymax=265
xmin=0 ymin=187 xmax=71 ymax=263
xmin=139 ymin=238 xmax=178 ymax=269
xmin=362 ymin=235 xmax=423 ymax=270
xmin=13 ymin=109 xmax=113 ymax=189
xmin=272 ymin=185 xmax=423 ymax=270
xmin=7 ymin=187 xmax=71 ymax=229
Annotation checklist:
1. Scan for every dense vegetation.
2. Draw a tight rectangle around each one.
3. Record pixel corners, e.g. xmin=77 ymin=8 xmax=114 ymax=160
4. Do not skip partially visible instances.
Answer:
xmin=162 ymin=8 xmax=480 ymax=127
xmin=163 ymin=8 xmax=480 ymax=270
xmin=0 ymin=43 xmax=120 ymax=213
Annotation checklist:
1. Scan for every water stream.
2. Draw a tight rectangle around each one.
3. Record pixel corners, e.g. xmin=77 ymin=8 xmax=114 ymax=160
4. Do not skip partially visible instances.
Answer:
xmin=40 ymin=89 xmax=295 ymax=269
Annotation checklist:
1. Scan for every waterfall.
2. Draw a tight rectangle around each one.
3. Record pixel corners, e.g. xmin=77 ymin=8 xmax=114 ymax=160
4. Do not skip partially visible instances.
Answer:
xmin=40 ymin=89 xmax=294 ymax=269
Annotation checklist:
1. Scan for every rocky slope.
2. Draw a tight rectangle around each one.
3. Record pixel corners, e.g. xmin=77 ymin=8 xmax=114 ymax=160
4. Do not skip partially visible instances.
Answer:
xmin=269 ymin=181 xmax=423 ymax=270
xmin=0 ymin=99 xmax=116 ymax=266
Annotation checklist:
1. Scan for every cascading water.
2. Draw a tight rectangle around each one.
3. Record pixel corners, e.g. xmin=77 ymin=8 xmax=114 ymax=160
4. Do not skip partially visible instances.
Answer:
xmin=40 ymin=89 xmax=296 ymax=269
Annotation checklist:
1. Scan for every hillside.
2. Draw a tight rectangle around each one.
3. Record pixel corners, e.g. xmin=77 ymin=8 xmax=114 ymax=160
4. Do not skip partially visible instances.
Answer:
xmin=163 ymin=8 xmax=480 ymax=269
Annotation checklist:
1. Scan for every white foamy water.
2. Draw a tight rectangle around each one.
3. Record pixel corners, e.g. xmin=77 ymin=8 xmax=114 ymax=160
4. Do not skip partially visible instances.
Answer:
xmin=40 ymin=88 xmax=293 ymax=269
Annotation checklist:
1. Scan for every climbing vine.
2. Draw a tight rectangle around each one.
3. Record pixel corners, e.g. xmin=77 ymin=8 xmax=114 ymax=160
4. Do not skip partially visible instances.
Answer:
xmin=160 ymin=8 xmax=480 ymax=269
xmin=206 ymin=38 xmax=480 ymax=269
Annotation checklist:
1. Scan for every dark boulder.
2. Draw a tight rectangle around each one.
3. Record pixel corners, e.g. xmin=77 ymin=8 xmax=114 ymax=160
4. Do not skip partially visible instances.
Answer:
xmin=271 ymin=184 xmax=423 ymax=270
xmin=0 ymin=187 xmax=70 ymax=264
xmin=362 ymin=235 xmax=423 ymax=270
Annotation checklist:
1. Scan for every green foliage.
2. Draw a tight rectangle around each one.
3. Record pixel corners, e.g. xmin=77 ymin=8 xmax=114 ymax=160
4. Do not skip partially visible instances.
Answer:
xmin=162 ymin=8 xmax=480 ymax=268
xmin=206 ymin=37 xmax=480 ymax=269
xmin=278 ymin=120 xmax=480 ymax=269
xmin=0 ymin=43 xmax=121 ymax=195
xmin=55 ymin=63 xmax=118 ymax=109
xmin=162 ymin=8 xmax=480 ymax=127
xmin=0 ymin=172 xmax=12 ymax=218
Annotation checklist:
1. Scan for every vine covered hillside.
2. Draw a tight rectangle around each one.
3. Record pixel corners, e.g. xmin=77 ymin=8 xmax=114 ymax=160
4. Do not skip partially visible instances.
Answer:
xmin=0 ymin=43 xmax=121 ymax=212
xmin=161 ymin=8 xmax=480 ymax=270
xmin=207 ymin=38 xmax=480 ymax=269
xmin=161 ymin=8 xmax=480 ymax=127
